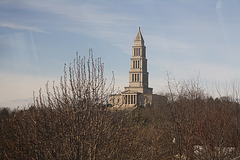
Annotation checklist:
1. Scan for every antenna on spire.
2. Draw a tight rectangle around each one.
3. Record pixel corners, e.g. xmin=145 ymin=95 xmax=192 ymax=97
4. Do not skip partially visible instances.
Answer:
xmin=138 ymin=27 xmax=140 ymax=31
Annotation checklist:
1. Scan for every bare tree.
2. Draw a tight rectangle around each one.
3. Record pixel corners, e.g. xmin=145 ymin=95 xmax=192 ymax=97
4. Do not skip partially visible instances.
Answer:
xmin=0 ymin=50 xmax=140 ymax=160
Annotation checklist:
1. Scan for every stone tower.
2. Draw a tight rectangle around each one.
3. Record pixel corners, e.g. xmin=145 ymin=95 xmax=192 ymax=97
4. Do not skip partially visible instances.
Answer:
xmin=124 ymin=27 xmax=153 ymax=95
xmin=110 ymin=27 xmax=153 ymax=108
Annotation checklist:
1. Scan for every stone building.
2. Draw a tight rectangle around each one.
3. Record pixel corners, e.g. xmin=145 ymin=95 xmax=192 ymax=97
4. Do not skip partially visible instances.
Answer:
xmin=110 ymin=27 xmax=153 ymax=109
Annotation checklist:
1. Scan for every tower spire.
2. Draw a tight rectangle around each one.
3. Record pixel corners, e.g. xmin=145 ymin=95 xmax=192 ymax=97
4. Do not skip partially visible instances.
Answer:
xmin=134 ymin=27 xmax=144 ymax=46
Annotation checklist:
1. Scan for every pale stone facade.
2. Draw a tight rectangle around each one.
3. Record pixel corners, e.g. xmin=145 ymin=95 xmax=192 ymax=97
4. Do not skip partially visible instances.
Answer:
xmin=110 ymin=28 xmax=153 ymax=109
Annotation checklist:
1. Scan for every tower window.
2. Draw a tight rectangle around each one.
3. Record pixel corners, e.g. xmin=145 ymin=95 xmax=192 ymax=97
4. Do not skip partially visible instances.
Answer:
xmin=134 ymin=48 xmax=140 ymax=56
xmin=133 ymin=61 xmax=135 ymax=68
xmin=138 ymin=60 xmax=139 ymax=68
xmin=132 ymin=73 xmax=140 ymax=82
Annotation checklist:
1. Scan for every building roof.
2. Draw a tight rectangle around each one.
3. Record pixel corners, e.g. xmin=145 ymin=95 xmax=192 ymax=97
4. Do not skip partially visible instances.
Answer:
xmin=122 ymin=90 xmax=140 ymax=94
xmin=134 ymin=27 xmax=144 ymax=45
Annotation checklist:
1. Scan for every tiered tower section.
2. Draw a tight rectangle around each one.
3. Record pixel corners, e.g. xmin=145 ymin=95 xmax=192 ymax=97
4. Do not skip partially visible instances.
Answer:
xmin=125 ymin=27 xmax=152 ymax=94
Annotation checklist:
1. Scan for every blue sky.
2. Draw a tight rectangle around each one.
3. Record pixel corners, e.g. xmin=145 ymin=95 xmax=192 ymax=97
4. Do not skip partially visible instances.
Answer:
xmin=1 ymin=0 xmax=240 ymax=108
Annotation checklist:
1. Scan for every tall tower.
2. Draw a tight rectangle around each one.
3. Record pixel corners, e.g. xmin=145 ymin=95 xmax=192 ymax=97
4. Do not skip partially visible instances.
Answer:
xmin=110 ymin=27 xmax=153 ymax=108
xmin=125 ymin=27 xmax=152 ymax=94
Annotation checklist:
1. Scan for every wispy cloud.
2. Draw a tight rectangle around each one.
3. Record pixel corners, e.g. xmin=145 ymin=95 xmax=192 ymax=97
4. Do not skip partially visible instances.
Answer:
xmin=146 ymin=34 xmax=192 ymax=53
xmin=0 ymin=21 xmax=45 ymax=33
xmin=216 ymin=0 xmax=223 ymax=9
xmin=1 ymin=0 xmax=137 ymax=31
xmin=0 ymin=0 xmax=139 ymax=53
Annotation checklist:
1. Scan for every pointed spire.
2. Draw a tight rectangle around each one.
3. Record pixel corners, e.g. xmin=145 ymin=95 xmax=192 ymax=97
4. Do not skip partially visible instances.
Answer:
xmin=134 ymin=27 xmax=144 ymax=46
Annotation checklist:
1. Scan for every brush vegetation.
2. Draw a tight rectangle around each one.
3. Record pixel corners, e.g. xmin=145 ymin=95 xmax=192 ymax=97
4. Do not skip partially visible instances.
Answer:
xmin=1 ymin=51 xmax=240 ymax=159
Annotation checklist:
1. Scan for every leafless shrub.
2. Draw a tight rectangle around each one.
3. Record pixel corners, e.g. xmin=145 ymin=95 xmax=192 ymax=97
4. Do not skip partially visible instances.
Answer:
xmin=158 ymin=75 xmax=240 ymax=159
xmin=0 ymin=50 xmax=140 ymax=160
